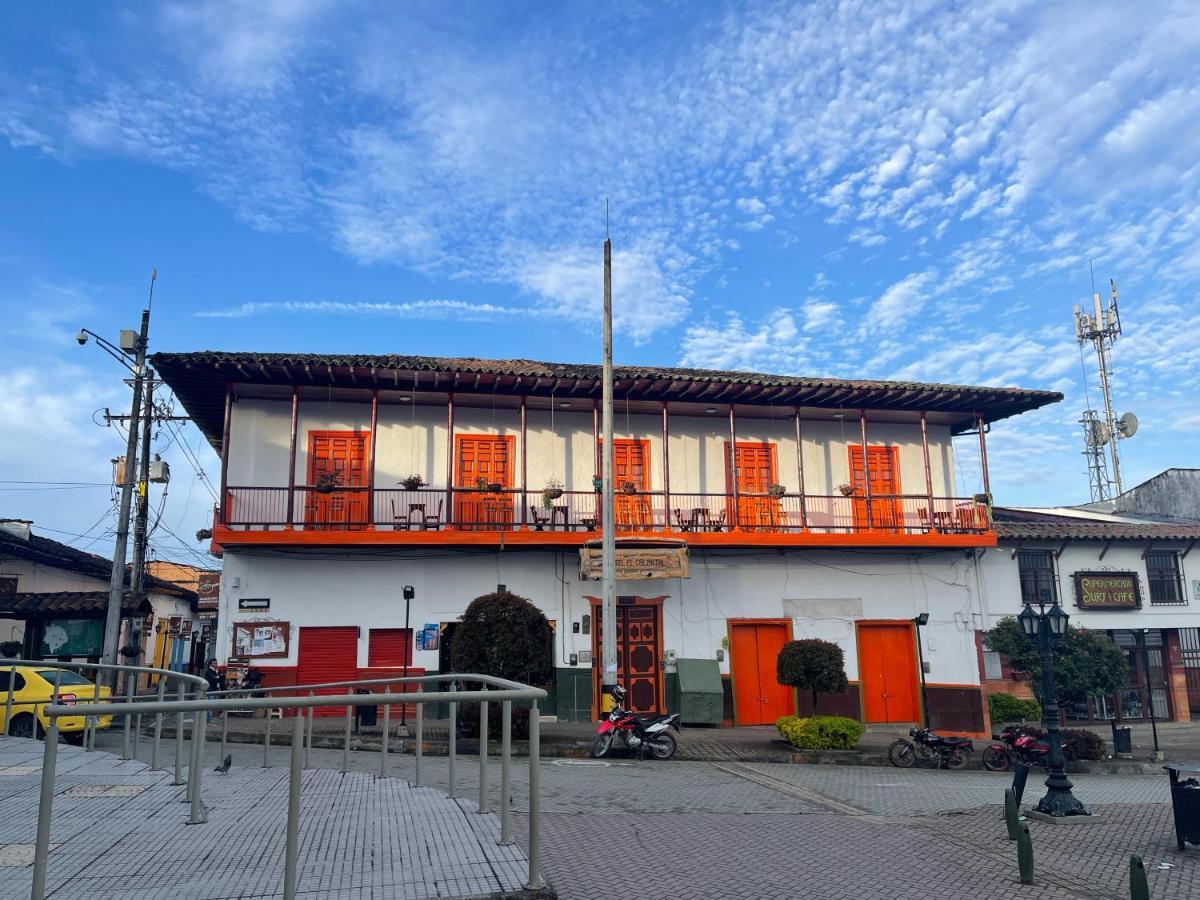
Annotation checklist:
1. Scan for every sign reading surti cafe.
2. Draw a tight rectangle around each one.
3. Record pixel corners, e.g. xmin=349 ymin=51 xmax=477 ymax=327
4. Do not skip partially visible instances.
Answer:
xmin=1073 ymin=571 xmax=1141 ymax=609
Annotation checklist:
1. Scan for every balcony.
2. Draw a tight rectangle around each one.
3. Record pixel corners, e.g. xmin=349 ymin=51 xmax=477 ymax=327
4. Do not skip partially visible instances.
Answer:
xmin=214 ymin=486 xmax=995 ymax=550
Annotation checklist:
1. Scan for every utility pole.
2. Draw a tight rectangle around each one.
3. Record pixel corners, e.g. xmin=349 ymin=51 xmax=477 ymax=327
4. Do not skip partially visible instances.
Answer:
xmin=100 ymin=276 xmax=154 ymax=686
xmin=126 ymin=370 xmax=155 ymax=679
xmin=601 ymin=223 xmax=617 ymax=698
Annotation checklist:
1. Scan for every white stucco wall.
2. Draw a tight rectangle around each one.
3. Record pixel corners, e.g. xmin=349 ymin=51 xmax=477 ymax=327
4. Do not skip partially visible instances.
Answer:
xmin=218 ymin=546 xmax=985 ymax=686
xmin=979 ymin=541 xmax=1199 ymax=632
xmin=227 ymin=398 xmax=960 ymax=498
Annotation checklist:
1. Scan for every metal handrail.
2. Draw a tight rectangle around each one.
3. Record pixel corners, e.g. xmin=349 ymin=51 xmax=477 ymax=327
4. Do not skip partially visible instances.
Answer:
xmin=25 ymin=672 xmax=547 ymax=900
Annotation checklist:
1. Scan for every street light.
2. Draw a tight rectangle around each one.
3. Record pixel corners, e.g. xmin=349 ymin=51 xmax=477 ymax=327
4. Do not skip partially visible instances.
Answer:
xmin=401 ymin=585 xmax=414 ymax=726
xmin=1137 ymin=628 xmax=1162 ymax=760
xmin=1020 ymin=600 xmax=1089 ymax=817
xmin=913 ymin=613 xmax=930 ymax=729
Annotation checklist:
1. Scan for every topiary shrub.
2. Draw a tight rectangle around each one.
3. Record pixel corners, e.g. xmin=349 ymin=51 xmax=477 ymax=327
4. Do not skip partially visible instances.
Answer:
xmin=1019 ymin=725 xmax=1107 ymax=761
xmin=988 ymin=692 xmax=1042 ymax=724
xmin=776 ymin=639 xmax=848 ymax=714
xmin=450 ymin=590 xmax=553 ymax=739
xmin=776 ymin=714 xmax=864 ymax=751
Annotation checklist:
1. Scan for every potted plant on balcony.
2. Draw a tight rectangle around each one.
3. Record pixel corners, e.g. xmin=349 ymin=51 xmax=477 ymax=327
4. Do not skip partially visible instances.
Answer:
xmin=542 ymin=478 xmax=564 ymax=508
xmin=475 ymin=476 xmax=502 ymax=493
xmin=314 ymin=472 xmax=343 ymax=494
xmin=837 ymin=483 xmax=857 ymax=497
xmin=400 ymin=474 xmax=426 ymax=491
xmin=767 ymin=483 xmax=787 ymax=499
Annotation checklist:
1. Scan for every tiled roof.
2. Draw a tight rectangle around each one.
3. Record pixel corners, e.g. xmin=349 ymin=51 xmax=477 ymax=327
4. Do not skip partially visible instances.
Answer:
xmin=992 ymin=507 xmax=1200 ymax=542
xmin=0 ymin=529 xmax=196 ymax=601
xmin=151 ymin=350 xmax=1063 ymax=452
xmin=2 ymin=591 xmax=151 ymax=617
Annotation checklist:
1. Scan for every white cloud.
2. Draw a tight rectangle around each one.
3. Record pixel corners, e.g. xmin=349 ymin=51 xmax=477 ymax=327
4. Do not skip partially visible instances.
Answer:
xmin=866 ymin=272 xmax=935 ymax=331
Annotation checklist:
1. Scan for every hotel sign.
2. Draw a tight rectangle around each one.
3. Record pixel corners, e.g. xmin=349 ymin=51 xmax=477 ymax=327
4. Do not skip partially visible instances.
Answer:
xmin=1073 ymin=571 xmax=1141 ymax=610
xmin=579 ymin=547 xmax=689 ymax=581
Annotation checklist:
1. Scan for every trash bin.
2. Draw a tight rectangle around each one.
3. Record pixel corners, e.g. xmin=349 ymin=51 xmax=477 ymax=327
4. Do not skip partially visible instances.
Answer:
xmin=1165 ymin=764 xmax=1200 ymax=850
xmin=355 ymin=688 xmax=378 ymax=727
xmin=676 ymin=659 xmax=723 ymax=725
xmin=1111 ymin=721 xmax=1133 ymax=756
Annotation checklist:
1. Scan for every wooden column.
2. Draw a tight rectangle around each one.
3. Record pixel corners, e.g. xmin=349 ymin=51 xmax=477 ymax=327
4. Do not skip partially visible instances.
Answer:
xmin=286 ymin=387 xmax=299 ymax=527
xmin=794 ymin=411 xmax=806 ymax=529
xmin=859 ymin=410 xmax=872 ymax=528
xmin=219 ymin=385 xmax=232 ymax=523
xmin=976 ymin=413 xmax=991 ymax=496
xmin=592 ymin=399 xmax=600 ymax=477
xmin=728 ymin=406 xmax=739 ymax=529
xmin=920 ymin=411 xmax=933 ymax=509
xmin=367 ymin=389 xmax=379 ymax=526
xmin=445 ymin=393 xmax=455 ymax=526
xmin=661 ymin=402 xmax=671 ymax=528
xmin=520 ymin=397 xmax=528 ymax=527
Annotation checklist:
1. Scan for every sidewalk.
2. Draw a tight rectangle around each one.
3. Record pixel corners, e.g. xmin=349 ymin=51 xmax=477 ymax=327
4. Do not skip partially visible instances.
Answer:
xmin=158 ymin=713 xmax=1200 ymax=771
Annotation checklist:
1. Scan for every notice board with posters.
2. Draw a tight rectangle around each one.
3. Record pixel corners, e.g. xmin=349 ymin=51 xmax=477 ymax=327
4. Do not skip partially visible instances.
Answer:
xmin=1073 ymin=571 xmax=1142 ymax=609
xmin=39 ymin=618 xmax=104 ymax=657
xmin=231 ymin=621 xmax=290 ymax=658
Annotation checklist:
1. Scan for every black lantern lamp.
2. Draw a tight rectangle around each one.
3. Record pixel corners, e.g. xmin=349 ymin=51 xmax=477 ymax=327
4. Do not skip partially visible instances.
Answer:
xmin=912 ymin=613 xmax=930 ymax=729
xmin=1021 ymin=600 xmax=1089 ymax=817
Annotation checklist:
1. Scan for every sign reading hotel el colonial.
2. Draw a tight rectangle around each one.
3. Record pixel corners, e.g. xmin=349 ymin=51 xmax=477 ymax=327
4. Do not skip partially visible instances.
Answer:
xmin=153 ymin=350 xmax=1060 ymax=734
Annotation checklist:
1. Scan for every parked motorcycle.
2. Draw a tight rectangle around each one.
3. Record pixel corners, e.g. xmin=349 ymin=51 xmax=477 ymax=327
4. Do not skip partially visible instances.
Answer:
xmin=982 ymin=725 xmax=1074 ymax=772
xmin=591 ymin=685 xmax=681 ymax=760
xmin=888 ymin=727 xmax=974 ymax=769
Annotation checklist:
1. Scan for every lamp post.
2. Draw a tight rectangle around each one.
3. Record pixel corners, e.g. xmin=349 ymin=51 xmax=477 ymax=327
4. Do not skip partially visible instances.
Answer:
xmin=401 ymin=585 xmax=414 ymax=726
xmin=1137 ymin=629 xmax=1162 ymax=760
xmin=913 ymin=613 xmax=930 ymax=729
xmin=1019 ymin=601 xmax=1089 ymax=817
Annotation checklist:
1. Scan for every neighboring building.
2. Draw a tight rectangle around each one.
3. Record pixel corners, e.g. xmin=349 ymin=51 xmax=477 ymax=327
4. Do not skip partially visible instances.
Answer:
xmin=154 ymin=351 xmax=1062 ymax=734
xmin=145 ymin=561 xmax=221 ymax=676
xmin=0 ymin=519 xmax=200 ymax=679
xmin=980 ymin=505 xmax=1200 ymax=722
xmin=1101 ymin=469 xmax=1200 ymax=522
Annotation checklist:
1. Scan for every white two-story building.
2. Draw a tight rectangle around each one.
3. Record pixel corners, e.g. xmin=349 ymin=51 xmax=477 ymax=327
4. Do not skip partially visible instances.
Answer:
xmin=155 ymin=351 xmax=1061 ymax=734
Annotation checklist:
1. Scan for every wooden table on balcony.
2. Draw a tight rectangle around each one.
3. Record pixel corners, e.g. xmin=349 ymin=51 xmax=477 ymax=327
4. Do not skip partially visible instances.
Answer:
xmin=531 ymin=506 xmax=570 ymax=531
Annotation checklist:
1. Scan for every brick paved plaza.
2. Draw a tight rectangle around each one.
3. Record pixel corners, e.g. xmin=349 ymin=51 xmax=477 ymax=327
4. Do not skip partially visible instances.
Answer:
xmin=2 ymin=729 xmax=1196 ymax=899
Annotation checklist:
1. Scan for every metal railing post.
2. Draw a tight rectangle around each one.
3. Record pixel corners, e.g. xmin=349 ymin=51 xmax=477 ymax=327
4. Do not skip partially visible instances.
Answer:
xmin=221 ymin=701 xmax=230 ymax=761
xmin=133 ymin=712 xmax=142 ymax=757
xmin=151 ymin=678 xmax=166 ymax=770
xmin=525 ymin=699 xmax=544 ymax=890
xmin=173 ymin=684 xmax=186 ymax=785
xmin=30 ymin=720 xmax=59 ymax=900
xmin=478 ymin=687 xmax=489 ymax=814
xmin=305 ymin=692 xmax=314 ymax=769
xmin=187 ymin=688 xmax=207 ymax=824
xmin=448 ymin=682 xmax=457 ymax=799
xmin=380 ymin=687 xmax=390 ymax=778
xmin=499 ymin=699 xmax=512 ymax=845
xmin=264 ymin=709 xmax=272 ymax=767
xmin=342 ymin=702 xmax=352 ymax=773
xmin=121 ymin=673 xmax=134 ymax=760
xmin=284 ymin=712 xmax=304 ymax=900
xmin=3 ymin=663 xmax=15 ymax=736
xmin=414 ymin=694 xmax=423 ymax=787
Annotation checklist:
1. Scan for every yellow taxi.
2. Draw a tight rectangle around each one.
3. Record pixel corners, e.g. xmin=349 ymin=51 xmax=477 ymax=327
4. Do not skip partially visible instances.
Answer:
xmin=1 ymin=665 xmax=113 ymax=742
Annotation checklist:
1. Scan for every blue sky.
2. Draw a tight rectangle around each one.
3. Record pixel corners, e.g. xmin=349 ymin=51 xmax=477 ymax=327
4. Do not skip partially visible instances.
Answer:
xmin=2 ymin=0 xmax=1198 ymax=561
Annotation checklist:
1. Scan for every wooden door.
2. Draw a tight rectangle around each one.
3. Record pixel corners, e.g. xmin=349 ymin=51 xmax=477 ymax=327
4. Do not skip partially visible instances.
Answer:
xmin=306 ymin=432 xmax=368 ymax=529
xmin=600 ymin=439 xmax=651 ymax=530
xmin=455 ymin=435 xmax=514 ymax=530
xmin=848 ymin=446 xmax=901 ymax=531
xmin=297 ymin=626 xmax=359 ymax=717
xmin=857 ymin=622 xmax=919 ymax=723
xmin=591 ymin=598 xmax=663 ymax=715
xmin=730 ymin=621 xmax=793 ymax=725
xmin=726 ymin=442 xmax=781 ymax=530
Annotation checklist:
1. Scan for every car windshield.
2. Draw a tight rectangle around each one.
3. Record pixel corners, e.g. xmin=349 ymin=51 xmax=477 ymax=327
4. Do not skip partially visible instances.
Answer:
xmin=33 ymin=669 xmax=94 ymax=687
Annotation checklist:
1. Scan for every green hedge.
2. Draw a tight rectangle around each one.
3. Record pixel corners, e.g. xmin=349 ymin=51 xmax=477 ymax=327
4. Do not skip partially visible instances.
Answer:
xmin=776 ymin=715 xmax=864 ymax=751
xmin=988 ymin=693 xmax=1041 ymax=723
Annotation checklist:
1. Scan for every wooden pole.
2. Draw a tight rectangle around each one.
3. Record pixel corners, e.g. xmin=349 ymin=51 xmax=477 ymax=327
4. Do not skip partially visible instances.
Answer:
xmin=920 ymin=411 xmax=933 ymax=514
xmin=520 ymin=397 xmax=528 ymax=527
xmin=977 ymin=413 xmax=991 ymax=496
xmin=661 ymin=402 xmax=671 ymax=529
xmin=367 ymin=389 xmax=378 ymax=526
xmin=794 ymin=411 xmax=806 ymax=529
xmin=219 ymin=385 xmax=232 ymax=522
xmin=859 ymin=410 xmax=872 ymax=529
xmin=445 ymin=393 xmax=455 ymax=526
xmin=286 ymin=387 xmax=299 ymax=528
xmin=728 ymin=406 xmax=739 ymax=529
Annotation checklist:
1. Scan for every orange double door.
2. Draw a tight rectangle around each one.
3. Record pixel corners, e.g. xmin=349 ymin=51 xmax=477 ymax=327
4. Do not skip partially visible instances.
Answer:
xmin=857 ymin=622 xmax=920 ymax=723
xmin=455 ymin=435 xmax=515 ymax=529
xmin=726 ymin=442 xmax=782 ymax=530
xmin=306 ymin=431 xmax=369 ymax=528
xmin=848 ymin=446 xmax=902 ymax=530
xmin=729 ymin=620 xmax=794 ymax=725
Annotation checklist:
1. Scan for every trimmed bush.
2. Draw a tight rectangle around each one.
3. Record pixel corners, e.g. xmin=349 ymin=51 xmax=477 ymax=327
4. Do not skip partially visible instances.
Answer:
xmin=450 ymin=590 xmax=553 ymax=739
xmin=776 ymin=714 xmax=864 ymax=751
xmin=776 ymin=639 xmax=848 ymax=714
xmin=989 ymin=692 xmax=1042 ymax=724
xmin=1019 ymin=725 xmax=1107 ymax=761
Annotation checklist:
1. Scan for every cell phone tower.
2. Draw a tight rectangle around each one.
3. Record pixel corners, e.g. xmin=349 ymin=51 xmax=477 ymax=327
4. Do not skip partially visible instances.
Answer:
xmin=1073 ymin=276 xmax=1137 ymax=501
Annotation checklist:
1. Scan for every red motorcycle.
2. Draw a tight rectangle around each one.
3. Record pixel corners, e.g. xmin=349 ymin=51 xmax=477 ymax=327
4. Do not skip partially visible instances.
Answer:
xmin=983 ymin=725 xmax=1074 ymax=772
xmin=591 ymin=685 xmax=681 ymax=760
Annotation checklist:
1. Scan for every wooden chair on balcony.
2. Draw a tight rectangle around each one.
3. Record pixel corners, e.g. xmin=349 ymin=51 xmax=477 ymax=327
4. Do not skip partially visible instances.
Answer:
xmin=422 ymin=499 xmax=444 ymax=530
xmin=391 ymin=499 xmax=427 ymax=531
xmin=917 ymin=507 xmax=932 ymax=533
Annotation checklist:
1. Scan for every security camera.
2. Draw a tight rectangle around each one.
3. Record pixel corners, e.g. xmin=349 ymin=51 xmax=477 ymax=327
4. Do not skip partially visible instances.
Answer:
xmin=75 ymin=330 xmax=88 ymax=345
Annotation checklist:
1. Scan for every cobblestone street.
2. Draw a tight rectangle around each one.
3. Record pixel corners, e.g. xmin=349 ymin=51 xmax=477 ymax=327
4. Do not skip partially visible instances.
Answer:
xmin=87 ymin=729 xmax=1200 ymax=899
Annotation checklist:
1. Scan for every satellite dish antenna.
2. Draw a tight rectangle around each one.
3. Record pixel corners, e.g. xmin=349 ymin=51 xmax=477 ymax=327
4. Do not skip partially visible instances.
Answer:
xmin=1089 ymin=419 xmax=1111 ymax=447
xmin=1117 ymin=412 xmax=1138 ymax=439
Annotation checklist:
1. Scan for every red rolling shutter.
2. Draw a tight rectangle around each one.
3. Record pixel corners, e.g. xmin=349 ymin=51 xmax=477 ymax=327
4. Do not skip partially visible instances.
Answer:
xmin=368 ymin=629 xmax=412 ymax=668
xmin=297 ymin=626 xmax=359 ymax=717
